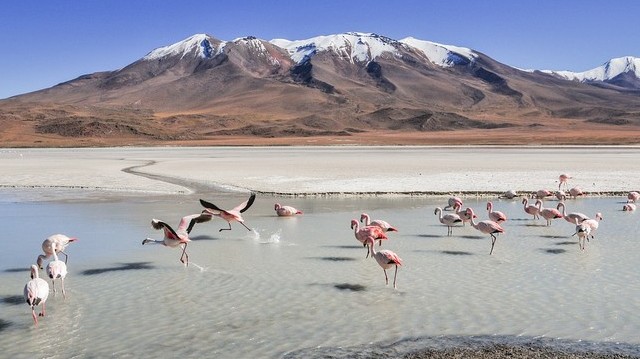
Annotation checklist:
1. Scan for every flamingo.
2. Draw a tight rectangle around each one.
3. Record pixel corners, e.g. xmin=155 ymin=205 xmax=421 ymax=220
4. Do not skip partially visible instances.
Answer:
xmin=274 ymin=203 xmax=303 ymax=217
xmin=557 ymin=202 xmax=589 ymax=224
xmin=46 ymin=242 xmax=68 ymax=298
xmin=351 ymin=219 xmax=388 ymax=255
xmin=536 ymin=199 xmax=563 ymax=226
xmin=573 ymin=218 xmax=591 ymax=251
xmin=555 ymin=190 xmax=567 ymax=201
xmin=466 ymin=208 xmax=505 ymax=255
xmin=142 ymin=212 xmax=212 ymax=266
xmin=522 ymin=198 xmax=540 ymax=219
xmin=582 ymin=213 xmax=603 ymax=240
xmin=486 ymin=201 xmax=507 ymax=223
xmin=558 ymin=174 xmax=572 ymax=190
xmin=24 ymin=265 xmax=49 ymax=327
xmin=568 ymin=187 xmax=584 ymax=199
xmin=434 ymin=207 xmax=463 ymax=236
xmin=360 ymin=213 xmax=398 ymax=232
xmin=444 ymin=197 xmax=463 ymax=211
xmin=37 ymin=234 xmax=77 ymax=269
xmin=200 ymin=193 xmax=256 ymax=231
xmin=453 ymin=202 xmax=474 ymax=226
xmin=499 ymin=190 xmax=518 ymax=199
xmin=623 ymin=203 xmax=636 ymax=211
xmin=364 ymin=237 xmax=403 ymax=289
xmin=531 ymin=189 xmax=552 ymax=199
xmin=628 ymin=191 xmax=640 ymax=203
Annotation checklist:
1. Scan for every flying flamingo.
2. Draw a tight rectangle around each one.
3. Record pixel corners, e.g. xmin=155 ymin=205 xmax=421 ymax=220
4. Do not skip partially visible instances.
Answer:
xmin=453 ymin=202 xmax=474 ymax=226
xmin=522 ymin=198 xmax=540 ymax=219
xmin=444 ymin=197 xmax=463 ymax=211
xmin=623 ymin=203 xmax=636 ymax=211
xmin=37 ymin=234 xmax=77 ymax=269
xmin=573 ymin=218 xmax=591 ymax=251
xmin=364 ymin=237 xmax=403 ymax=289
xmin=274 ymin=203 xmax=303 ymax=217
xmin=434 ymin=207 xmax=463 ymax=236
xmin=556 ymin=202 xmax=589 ymax=224
xmin=628 ymin=191 xmax=640 ymax=203
xmin=142 ymin=212 xmax=213 ymax=266
xmin=568 ymin=187 xmax=584 ymax=199
xmin=558 ymin=174 xmax=572 ymax=190
xmin=466 ymin=208 xmax=505 ymax=255
xmin=360 ymin=213 xmax=398 ymax=232
xmin=582 ymin=213 xmax=603 ymax=240
xmin=46 ymin=242 xmax=68 ymax=298
xmin=350 ymin=219 xmax=388 ymax=257
xmin=24 ymin=265 xmax=49 ymax=327
xmin=536 ymin=199 xmax=563 ymax=226
xmin=486 ymin=201 xmax=507 ymax=223
xmin=200 ymin=193 xmax=256 ymax=231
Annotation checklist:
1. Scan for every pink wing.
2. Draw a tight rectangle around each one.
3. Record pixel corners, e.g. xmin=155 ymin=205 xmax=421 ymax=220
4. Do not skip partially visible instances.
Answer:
xmin=380 ymin=250 xmax=403 ymax=266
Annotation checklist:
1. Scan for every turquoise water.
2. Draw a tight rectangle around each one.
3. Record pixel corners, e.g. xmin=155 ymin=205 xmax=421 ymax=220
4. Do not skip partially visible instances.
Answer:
xmin=1 ymin=189 xmax=639 ymax=358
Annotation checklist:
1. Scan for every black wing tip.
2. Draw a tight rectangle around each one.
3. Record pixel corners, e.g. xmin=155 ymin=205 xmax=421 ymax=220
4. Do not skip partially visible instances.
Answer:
xmin=240 ymin=193 xmax=257 ymax=213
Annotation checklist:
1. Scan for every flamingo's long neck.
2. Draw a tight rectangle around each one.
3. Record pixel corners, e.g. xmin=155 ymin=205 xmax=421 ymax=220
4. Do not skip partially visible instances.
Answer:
xmin=362 ymin=214 xmax=371 ymax=226
xmin=51 ymin=243 xmax=60 ymax=262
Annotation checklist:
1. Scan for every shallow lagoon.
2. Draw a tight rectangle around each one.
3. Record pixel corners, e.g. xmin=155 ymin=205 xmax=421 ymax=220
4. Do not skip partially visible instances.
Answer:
xmin=1 ymin=189 xmax=639 ymax=358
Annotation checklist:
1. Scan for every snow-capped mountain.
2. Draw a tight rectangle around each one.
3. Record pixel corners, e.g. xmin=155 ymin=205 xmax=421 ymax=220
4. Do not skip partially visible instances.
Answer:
xmin=542 ymin=56 xmax=640 ymax=82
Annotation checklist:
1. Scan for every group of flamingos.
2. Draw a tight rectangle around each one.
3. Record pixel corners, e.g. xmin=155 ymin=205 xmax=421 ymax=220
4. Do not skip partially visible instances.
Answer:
xmin=22 ymin=175 xmax=640 ymax=326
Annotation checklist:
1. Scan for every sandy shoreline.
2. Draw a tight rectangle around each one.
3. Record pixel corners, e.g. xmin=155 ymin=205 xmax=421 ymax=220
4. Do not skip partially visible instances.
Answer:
xmin=1 ymin=146 xmax=639 ymax=197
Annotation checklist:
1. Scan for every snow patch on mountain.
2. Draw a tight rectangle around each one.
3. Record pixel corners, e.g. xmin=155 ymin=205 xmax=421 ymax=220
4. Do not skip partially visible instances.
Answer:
xmin=541 ymin=56 xmax=640 ymax=82
xmin=399 ymin=37 xmax=477 ymax=67
xmin=144 ymin=34 xmax=222 ymax=60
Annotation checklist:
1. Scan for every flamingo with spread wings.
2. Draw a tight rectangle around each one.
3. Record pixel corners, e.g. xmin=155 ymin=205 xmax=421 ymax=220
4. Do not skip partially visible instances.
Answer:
xmin=200 ymin=193 xmax=256 ymax=231
xmin=142 ymin=212 xmax=213 ymax=265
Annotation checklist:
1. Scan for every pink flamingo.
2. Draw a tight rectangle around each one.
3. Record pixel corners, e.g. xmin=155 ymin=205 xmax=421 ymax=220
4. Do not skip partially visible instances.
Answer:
xmin=499 ymin=190 xmax=518 ymax=199
xmin=628 ymin=191 xmax=640 ymax=203
xmin=556 ymin=202 xmax=589 ymax=224
xmin=555 ymin=191 xmax=567 ymax=201
xmin=568 ymin=187 xmax=584 ymax=199
xmin=46 ymin=242 xmax=68 ymax=298
xmin=531 ymin=189 xmax=553 ymax=199
xmin=274 ymin=203 xmax=303 ymax=217
xmin=466 ymin=208 xmax=505 ymax=255
xmin=360 ymin=213 xmax=398 ymax=232
xmin=37 ymin=234 xmax=77 ymax=269
xmin=582 ymin=213 xmax=603 ymax=240
xmin=200 ymin=193 xmax=256 ymax=231
xmin=434 ymin=207 xmax=463 ymax=236
xmin=522 ymin=198 xmax=540 ymax=219
xmin=623 ymin=203 xmax=636 ymax=211
xmin=558 ymin=174 xmax=572 ymax=190
xmin=142 ymin=212 xmax=212 ymax=266
xmin=444 ymin=197 xmax=463 ymax=211
xmin=486 ymin=201 xmax=507 ymax=223
xmin=364 ymin=237 xmax=403 ymax=289
xmin=536 ymin=199 xmax=563 ymax=226
xmin=24 ymin=265 xmax=49 ymax=327
xmin=351 ymin=219 xmax=388 ymax=253
xmin=453 ymin=202 xmax=474 ymax=226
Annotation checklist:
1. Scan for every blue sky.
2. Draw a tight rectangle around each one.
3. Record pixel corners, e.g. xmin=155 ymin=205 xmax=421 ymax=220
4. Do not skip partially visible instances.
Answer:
xmin=1 ymin=0 xmax=638 ymax=99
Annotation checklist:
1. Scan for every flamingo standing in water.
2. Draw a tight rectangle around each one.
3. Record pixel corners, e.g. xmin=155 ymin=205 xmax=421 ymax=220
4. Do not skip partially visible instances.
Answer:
xmin=573 ymin=219 xmax=591 ymax=251
xmin=24 ymin=265 xmax=49 ymax=327
xmin=557 ymin=202 xmax=589 ymax=225
xmin=582 ymin=213 xmax=603 ymax=240
xmin=536 ymin=199 xmax=563 ymax=226
xmin=200 ymin=193 xmax=256 ymax=231
xmin=623 ymin=203 xmax=636 ymax=211
xmin=444 ymin=197 xmax=463 ymax=211
xmin=568 ymin=187 xmax=584 ymax=199
xmin=364 ymin=237 xmax=403 ymax=289
xmin=434 ymin=207 xmax=463 ymax=236
xmin=37 ymin=234 xmax=77 ymax=269
xmin=351 ymin=219 xmax=388 ymax=257
xmin=522 ymin=198 xmax=540 ymax=219
xmin=46 ymin=242 xmax=68 ymax=298
xmin=466 ymin=208 xmax=505 ymax=255
xmin=559 ymin=174 xmax=572 ymax=191
xmin=532 ymin=189 xmax=553 ymax=199
xmin=628 ymin=191 xmax=640 ymax=203
xmin=486 ymin=201 xmax=507 ymax=223
xmin=453 ymin=202 xmax=474 ymax=226
xmin=142 ymin=212 xmax=213 ymax=266
xmin=274 ymin=203 xmax=303 ymax=217
xmin=555 ymin=191 xmax=567 ymax=201
xmin=360 ymin=213 xmax=398 ymax=232
xmin=499 ymin=190 xmax=518 ymax=199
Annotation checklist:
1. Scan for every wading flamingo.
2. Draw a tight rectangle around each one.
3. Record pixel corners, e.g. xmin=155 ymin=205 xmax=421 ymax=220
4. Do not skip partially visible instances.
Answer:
xmin=522 ymin=198 xmax=540 ymax=220
xmin=557 ymin=202 xmax=589 ymax=225
xmin=573 ymin=219 xmax=591 ymax=251
xmin=46 ymin=242 xmax=68 ymax=298
xmin=559 ymin=174 xmax=572 ymax=190
xmin=623 ymin=203 xmax=636 ymax=211
xmin=444 ymin=197 xmax=463 ymax=211
xmin=200 ymin=193 xmax=256 ymax=231
xmin=364 ymin=237 xmax=403 ymax=289
xmin=274 ymin=203 xmax=303 ymax=217
xmin=37 ymin=234 xmax=77 ymax=269
xmin=360 ymin=213 xmax=398 ymax=232
xmin=486 ymin=201 xmax=507 ymax=224
xmin=434 ymin=207 xmax=463 ymax=236
xmin=24 ymin=265 xmax=49 ymax=327
xmin=142 ymin=212 xmax=212 ymax=266
xmin=351 ymin=219 xmax=388 ymax=257
xmin=568 ymin=187 xmax=584 ymax=199
xmin=628 ymin=191 xmax=640 ymax=203
xmin=531 ymin=189 xmax=553 ymax=199
xmin=555 ymin=191 xmax=567 ymax=201
xmin=499 ymin=190 xmax=518 ymax=199
xmin=582 ymin=213 xmax=603 ymax=240
xmin=536 ymin=199 xmax=563 ymax=226
xmin=453 ymin=202 xmax=474 ymax=226
xmin=466 ymin=208 xmax=505 ymax=255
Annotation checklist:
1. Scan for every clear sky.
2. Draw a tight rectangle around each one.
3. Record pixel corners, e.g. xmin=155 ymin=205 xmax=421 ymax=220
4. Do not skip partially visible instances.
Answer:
xmin=1 ymin=0 xmax=638 ymax=99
